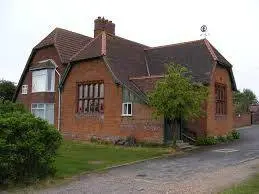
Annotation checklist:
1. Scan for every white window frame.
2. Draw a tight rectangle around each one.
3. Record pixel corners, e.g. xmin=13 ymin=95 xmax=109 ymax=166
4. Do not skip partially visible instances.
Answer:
xmin=122 ymin=102 xmax=132 ymax=116
xmin=31 ymin=103 xmax=54 ymax=124
xmin=21 ymin=85 xmax=28 ymax=94
xmin=32 ymin=69 xmax=55 ymax=93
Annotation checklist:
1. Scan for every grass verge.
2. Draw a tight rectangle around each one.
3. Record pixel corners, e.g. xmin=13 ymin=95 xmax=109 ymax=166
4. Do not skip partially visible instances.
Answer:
xmin=54 ymin=140 xmax=174 ymax=178
xmin=222 ymin=174 xmax=259 ymax=194
xmin=4 ymin=140 xmax=174 ymax=192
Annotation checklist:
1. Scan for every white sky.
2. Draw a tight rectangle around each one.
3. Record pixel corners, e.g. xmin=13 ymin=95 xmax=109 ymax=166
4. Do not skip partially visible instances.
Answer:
xmin=0 ymin=0 xmax=259 ymax=96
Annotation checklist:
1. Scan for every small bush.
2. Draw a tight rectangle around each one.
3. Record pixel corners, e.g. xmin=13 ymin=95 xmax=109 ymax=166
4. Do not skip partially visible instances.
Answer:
xmin=0 ymin=110 xmax=62 ymax=184
xmin=217 ymin=135 xmax=227 ymax=143
xmin=227 ymin=132 xmax=234 ymax=141
xmin=125 ymin=136 xmax=136 ymax=146
xmin=231 ymin=129 xmax=240 ymax=139
xmin=196 ymin=136 xmax=217 ymax=145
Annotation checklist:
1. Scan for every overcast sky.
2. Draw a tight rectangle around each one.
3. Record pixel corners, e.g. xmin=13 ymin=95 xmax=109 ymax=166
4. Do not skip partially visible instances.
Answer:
xmin=0 ymin=0 xmax=258 ymax=96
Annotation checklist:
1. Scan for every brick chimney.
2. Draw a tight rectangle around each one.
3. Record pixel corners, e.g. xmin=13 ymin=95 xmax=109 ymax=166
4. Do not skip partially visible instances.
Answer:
xmin=94 ymin=17 xmax=115 ymax=37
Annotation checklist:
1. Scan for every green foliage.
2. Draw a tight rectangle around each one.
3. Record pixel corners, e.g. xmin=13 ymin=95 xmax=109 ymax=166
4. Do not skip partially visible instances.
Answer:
xmin=196 ymin=136 xmax=217 ymax=145
xmin=234 ymin=89 xmax=258 ymax=113
xmin=0 ymin=100 xmax=26 ymax=114
xmin=217 ymin=135 xmax=228 ymax=143
xmin=148 ymin=63 xmax=208 ymax=122
xmin=231 ymin=129 xmax=240 ymax=139
xmin=125 ymin=136 xmax=137 ymax=146
xmin=226 ymin=132 xmax=234 ymax=141
xmin=0 ymin=79 xmax=16 ymax=101
xmin=0 ymin=102 xmax=62 ymax=185
xmin=196 ymin=130 xmax=241 ymax=146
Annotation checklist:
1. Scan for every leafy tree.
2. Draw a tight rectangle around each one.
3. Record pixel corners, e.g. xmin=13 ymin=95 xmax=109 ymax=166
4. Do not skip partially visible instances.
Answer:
xmin=234 ymin=89 xmax=258 ymax=113
xmin=148 ymin=63 xmax=208 ymax=139
xmin=0 ymin=79 xmax=16 ymax=101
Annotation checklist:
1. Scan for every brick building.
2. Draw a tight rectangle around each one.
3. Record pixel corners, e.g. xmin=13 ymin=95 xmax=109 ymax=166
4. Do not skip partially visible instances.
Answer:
xmin=14 ymin=17 xmax=237 ymax=143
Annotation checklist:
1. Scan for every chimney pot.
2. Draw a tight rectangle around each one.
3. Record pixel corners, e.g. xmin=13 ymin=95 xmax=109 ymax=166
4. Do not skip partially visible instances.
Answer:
xmin=94 ymin=16 xmax=115 ymax=37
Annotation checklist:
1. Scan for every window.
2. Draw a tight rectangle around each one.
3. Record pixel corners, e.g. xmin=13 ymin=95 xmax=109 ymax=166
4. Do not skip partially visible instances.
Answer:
xmin=122 ymin=102 xmax=132 ymax=116
xmin=77 ymin=82 xmax=104 ymax=113
xmin=31 ymin=103 xmax=54 ymax=124
xmin=215 ymin=83 xmax=227 ymax=115
xmin=32 ymin=69 xmax=55 ymax=92
xmin=22 ymin=85 xmax=28 ymax=94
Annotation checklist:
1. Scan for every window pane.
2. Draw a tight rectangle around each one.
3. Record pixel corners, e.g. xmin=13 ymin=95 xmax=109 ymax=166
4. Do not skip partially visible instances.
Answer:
xmin=123 ymin=103 xmax=127 ymax=115
xmin=79 ymin=85 xmax=83 ymax=99
xmin=89 ymin=84 xmax=93 ymax=98
xmin=47 ymin=69 xmax=54 ymax=91
xmin=128 ymin=103 xmax=132 ymax=115
xmin=38 ymin=103 xmax=44 ymax=108
xmin=100 ymin=83 xmax=104 ymax=98
xmin=45 ymin=104 xmax=54 ymax=124
xmin=94 ymin=84 xmax=99 ymax=98
xmin=94 ymin=99 xmax=99 ymax=112
xmin=32 ymin=70 xmax=47 ymax=92
xmin=89 ymin=100 xmax=94 ymax=112
xmin=84 ymin=85 xmax=88 ymax=98
xmin=32 ymin=104 xmax=37 ymax=108
xmin=78 ymin=100 xmax=83 ymax=112
xmin=99 ymin=99 xmax=104 ymax=113
xmin=32 ymin=109 xmax=45 ymax=119
xmin=84 ymin=100 xmax=89 ymax=113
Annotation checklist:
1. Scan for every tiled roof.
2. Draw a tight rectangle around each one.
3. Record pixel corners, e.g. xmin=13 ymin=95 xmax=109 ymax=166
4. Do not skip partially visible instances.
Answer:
xmin=35 ymin=28 xmax=92 ymax=64
xmin=14 ymin=27 xmax=237 ymax=101
xmin=145 ymin=39 xmax=215 ymax=84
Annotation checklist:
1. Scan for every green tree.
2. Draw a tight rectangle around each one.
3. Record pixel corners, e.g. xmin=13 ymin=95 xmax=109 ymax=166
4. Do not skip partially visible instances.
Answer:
xmin=234 ymin=89 xmax=258 ymax=113
xmin=0 ymin=79 xmax=16 ymax=101
xmin=148 ymin=63 xmax=208 ymax=140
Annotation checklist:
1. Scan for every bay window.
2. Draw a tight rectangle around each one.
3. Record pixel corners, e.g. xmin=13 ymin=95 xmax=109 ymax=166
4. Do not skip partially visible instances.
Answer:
xmin=31 ymin=103 xmax=54 ymax=124
xmin=32 ymin=69 xmax=55 ymax=92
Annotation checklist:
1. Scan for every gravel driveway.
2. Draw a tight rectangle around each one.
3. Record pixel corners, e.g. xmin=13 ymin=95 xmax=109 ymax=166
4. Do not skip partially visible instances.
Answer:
xmin=35 ymin=126 xmax=259 ymax=193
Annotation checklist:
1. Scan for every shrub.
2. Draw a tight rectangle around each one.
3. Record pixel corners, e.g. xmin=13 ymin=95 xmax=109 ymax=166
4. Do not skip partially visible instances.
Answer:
xmin=196 ymin=136 xmax=217 ymax=145
xmin=0 ymin=100 xmax=26 ymax=114
xmin=217 ymin=135 xmax=228 ymax=143
xmin=0 ymin=111 xmax=62 ymax=184
xmin=231 ymin=129 xmax=240 ymax=139
xmin=125 ymin=136 xmax=137 ymax=146
xmin=226 ymin=132 xmax=234 ymax=141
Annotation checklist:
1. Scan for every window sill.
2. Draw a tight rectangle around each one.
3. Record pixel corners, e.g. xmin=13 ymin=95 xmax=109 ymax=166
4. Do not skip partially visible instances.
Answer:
xmin=76 ymin=112 xmax=104 ymax=117
xmin=31 ymin=91 xmax=55 ymax=93
xmin=121 ymin=114 xmax=132 ymax=117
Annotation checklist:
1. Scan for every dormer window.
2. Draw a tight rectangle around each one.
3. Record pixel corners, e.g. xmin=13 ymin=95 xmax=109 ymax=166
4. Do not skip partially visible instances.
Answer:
xmin=32 ymin=69 xmax=55 ymax=92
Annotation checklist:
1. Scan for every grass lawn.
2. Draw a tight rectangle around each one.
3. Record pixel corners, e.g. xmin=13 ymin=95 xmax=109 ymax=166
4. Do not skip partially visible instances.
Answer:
xmin=54 ymin=140 xmax=174 ymax=179
xmin=222 ymin=174 xmax=259 ymax=194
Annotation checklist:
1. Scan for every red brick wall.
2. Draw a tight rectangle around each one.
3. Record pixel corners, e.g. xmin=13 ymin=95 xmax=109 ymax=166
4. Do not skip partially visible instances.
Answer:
xmin=61 ymin=58 xmax=122 ymax=140
xmin=16 ymin=46 xmax=65 ymax=128
xmin=120 ymin=103 xmax=164 ymax=143
xmin=206 ymin=65 xmax=234 ymax=136
xmin=233 ymin=113 xmax=251 ymax=128
xmin=60 ymin=58 xmax=164 ymax=143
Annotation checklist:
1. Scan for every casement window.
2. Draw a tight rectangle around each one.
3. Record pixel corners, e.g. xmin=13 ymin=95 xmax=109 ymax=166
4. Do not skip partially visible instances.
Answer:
xmin=215 ymin=83 xmax=227 ymax=115
xmin=122 ymin=102 xmax=132 ymax=116
xmin=32 ymin=69 xmax=55 ymax=92
xmin=31 ymin=103 xmax=54 ymax=124
xmin=22 ymin=85 xmax=28 ymax=94
xmin=77 ymin=82 xmax=104 ymax=113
